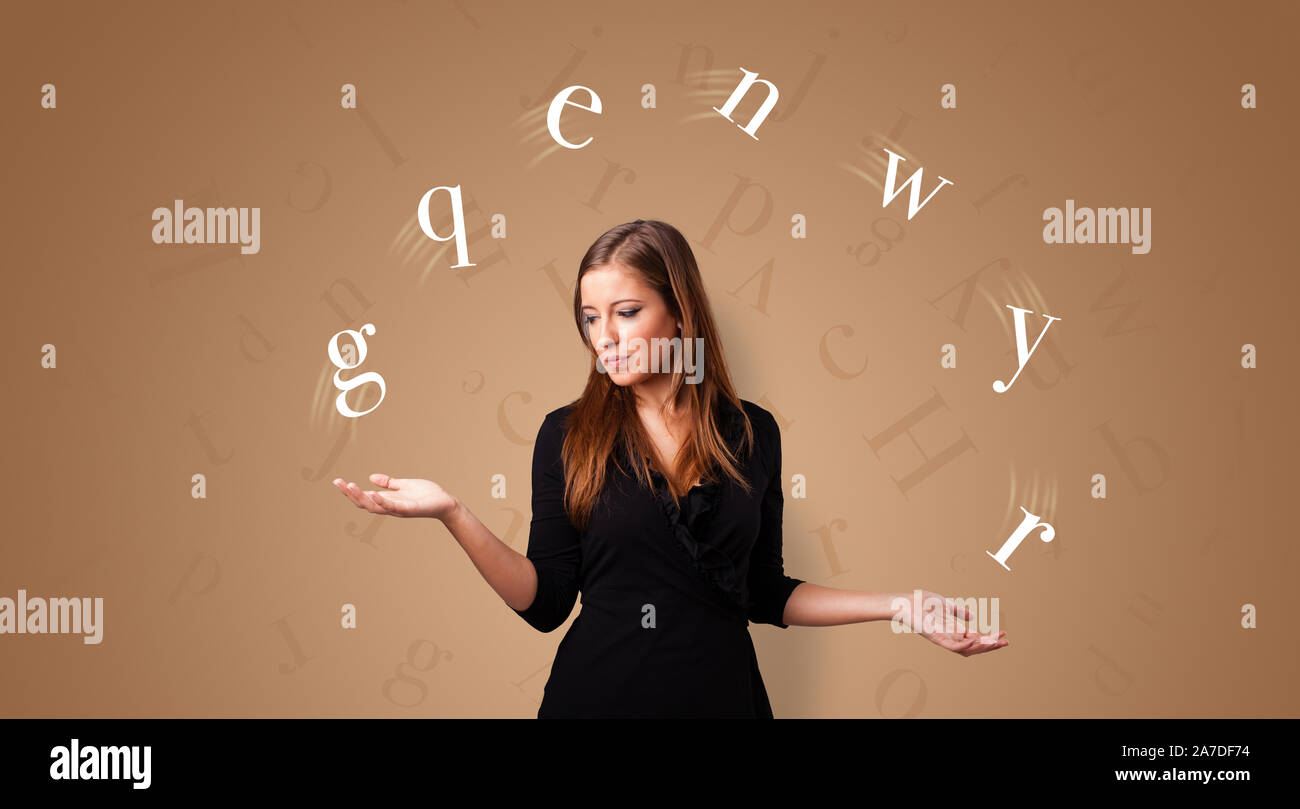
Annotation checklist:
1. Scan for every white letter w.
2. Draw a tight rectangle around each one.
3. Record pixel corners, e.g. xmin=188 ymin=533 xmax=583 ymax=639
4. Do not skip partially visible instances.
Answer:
xmin=881 ymin=148 xmax=953 ymax=220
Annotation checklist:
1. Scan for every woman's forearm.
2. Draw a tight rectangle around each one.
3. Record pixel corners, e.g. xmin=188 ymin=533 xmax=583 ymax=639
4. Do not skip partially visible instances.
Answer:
xmin=781 ymin=583 xmax=901 ymax=627
xmin=438 ymin=498 xmax=539 ymax=612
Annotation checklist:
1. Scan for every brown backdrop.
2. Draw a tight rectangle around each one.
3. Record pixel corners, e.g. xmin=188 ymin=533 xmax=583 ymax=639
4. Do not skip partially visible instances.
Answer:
xmin=2 ymin=0 xmax=1296 ymax=717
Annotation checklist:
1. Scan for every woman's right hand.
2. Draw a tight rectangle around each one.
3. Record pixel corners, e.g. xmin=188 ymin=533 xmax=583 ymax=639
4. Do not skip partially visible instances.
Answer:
xmin=332 ymin=473 xmax=458 ymax=520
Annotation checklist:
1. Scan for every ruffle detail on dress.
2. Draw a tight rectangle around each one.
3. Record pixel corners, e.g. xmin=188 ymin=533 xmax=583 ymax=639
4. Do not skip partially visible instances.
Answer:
xmin=646 ymin=399 xmax=749 ymax=612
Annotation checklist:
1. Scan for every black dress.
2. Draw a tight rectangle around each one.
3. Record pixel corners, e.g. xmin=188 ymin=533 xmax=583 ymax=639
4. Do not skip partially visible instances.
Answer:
xmin=512 ymin=397 xmax=805 ymax=718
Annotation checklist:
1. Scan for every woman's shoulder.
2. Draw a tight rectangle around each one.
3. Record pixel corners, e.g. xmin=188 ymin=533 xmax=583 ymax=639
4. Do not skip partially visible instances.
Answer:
xmin=538 ymin=401 xmax=578 ymax=440
xmin=532 ymin=403 xmax=578 ymax=469
xmin=540 ymin=398 xmax=775 ymax=443
xmin=734 ymin=399 xmax=781 ymax=469
xmin=736 ymin=398 xmax=778 ymax=436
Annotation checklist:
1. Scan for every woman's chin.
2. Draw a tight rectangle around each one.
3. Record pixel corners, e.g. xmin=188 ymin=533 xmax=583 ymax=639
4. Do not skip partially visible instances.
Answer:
xmin=607 ymin=370 xmax=648 ymax=386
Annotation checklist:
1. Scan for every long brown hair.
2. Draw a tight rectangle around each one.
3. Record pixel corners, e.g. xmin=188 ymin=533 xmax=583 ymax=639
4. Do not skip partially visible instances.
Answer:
xmin=559 ymin=219 xmax=755 ymax=531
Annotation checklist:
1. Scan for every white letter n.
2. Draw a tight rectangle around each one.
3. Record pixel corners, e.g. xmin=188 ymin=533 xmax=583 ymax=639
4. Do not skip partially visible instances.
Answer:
xmin=712 ymin=67 xmax=779 ymax=141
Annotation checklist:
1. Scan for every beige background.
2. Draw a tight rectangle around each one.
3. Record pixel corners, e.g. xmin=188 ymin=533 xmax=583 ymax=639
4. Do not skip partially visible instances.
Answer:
xmin=2 ymin=0 xmax=1296 ymax=717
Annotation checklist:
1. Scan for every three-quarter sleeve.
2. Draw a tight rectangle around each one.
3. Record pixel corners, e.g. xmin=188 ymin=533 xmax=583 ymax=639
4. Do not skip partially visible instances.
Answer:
xmin=747 ymin=411 xmax=805 ymax=629
xmin=511 ymin=410 xmax=583 ymax=633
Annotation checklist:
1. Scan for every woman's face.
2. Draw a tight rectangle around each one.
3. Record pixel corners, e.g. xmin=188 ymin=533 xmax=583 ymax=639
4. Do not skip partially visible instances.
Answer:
xmin=580 ymin=263 xmax=681 ymax=387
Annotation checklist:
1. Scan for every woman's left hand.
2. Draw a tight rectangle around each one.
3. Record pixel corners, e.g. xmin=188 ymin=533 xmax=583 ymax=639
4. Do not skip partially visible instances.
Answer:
xmin=895 ymin=590 xmax=1009 ymax=657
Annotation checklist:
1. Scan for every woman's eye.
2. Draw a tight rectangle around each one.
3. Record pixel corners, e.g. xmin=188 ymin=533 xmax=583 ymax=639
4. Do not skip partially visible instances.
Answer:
xmin=583 ymin=309 xmax=637 ymax=324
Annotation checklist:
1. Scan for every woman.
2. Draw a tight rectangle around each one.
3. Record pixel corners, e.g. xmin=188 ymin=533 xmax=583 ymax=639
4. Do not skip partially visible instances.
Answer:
xmin=333 ymin=219 xmax=1008 ymax=718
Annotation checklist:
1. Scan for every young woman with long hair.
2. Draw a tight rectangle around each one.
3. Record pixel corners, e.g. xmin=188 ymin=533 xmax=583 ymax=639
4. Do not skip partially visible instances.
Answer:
xmin=333 ymin=219 xmax=1007 ymax=717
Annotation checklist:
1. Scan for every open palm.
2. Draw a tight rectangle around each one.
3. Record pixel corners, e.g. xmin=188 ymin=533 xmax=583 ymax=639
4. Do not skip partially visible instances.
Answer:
xmin=904 ymin=590 xmax=1010 ymax=657
xmin=332 ymin=473 xmax=457 ymax=520
xmin=921 ymin=624 xmax=1008 ymax=657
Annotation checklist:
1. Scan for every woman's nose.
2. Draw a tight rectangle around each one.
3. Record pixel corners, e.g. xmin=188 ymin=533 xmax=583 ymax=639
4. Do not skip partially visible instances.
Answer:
xmin=596 ymin=319 xmax=618 ymax=350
